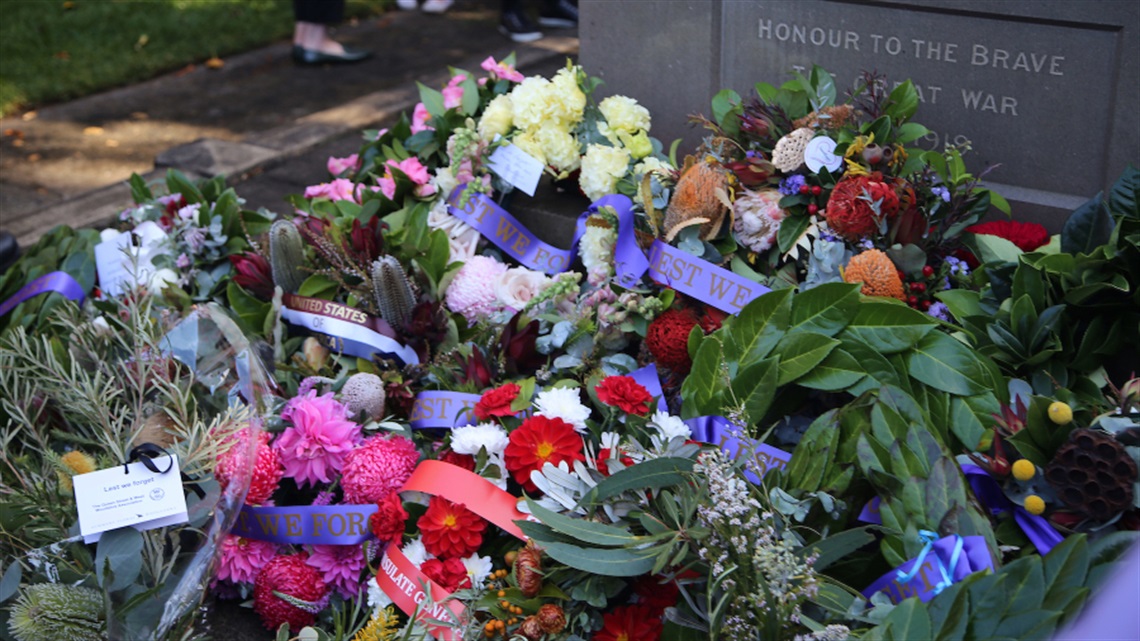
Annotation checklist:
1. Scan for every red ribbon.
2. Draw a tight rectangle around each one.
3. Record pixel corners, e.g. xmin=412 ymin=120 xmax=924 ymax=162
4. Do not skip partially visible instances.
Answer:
xmin=401 ymin=460 xmax=530 ymax=540
xmin=375 ymin=544 xmax=466 ymax=640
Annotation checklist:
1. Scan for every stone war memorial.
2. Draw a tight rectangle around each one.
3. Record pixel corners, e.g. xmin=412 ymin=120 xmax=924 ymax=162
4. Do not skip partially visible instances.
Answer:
xmin=581 ymin=0 xmax=1140 ymax=229
xmin=3 ymin=2 xmax=1140 ymax=640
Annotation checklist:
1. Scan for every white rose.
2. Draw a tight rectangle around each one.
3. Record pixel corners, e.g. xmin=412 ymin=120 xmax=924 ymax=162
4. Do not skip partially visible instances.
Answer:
xmin=494 ymin=267 xmax=550 ymax=311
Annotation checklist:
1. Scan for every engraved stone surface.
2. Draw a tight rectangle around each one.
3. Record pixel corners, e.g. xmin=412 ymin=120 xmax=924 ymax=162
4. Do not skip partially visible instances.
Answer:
xmin=581 ymin=0 xmax=1139 ymax=228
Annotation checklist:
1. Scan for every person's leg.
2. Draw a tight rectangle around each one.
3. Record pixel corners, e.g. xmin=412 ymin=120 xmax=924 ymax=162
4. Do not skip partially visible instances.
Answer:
xmin=500 ymin=0 xmax=542 ymax=43
xmin=539 ymin=0 xmax=577 ymax=28
xmin=292 ymin=0 xmax=370 ymax=63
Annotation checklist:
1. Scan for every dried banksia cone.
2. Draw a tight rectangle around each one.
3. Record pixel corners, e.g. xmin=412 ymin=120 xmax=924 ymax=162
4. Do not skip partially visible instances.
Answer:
xmin=371 ymin=256 xmax=415 ymax=329
xmin=514 ymin=545 xmax=543 ymax=598
xmin=536 ymin=604 xmax=567 ymax=634
xmin=771 ymin=127 xmax=814 ymax=173
xmin=517 ymin=616 xmax=545 ymax=640
xmin=843 ymin=249 xmax=905 ymax=300
xmin=1045 ymin=428 xmax=1137 ymax=521
xmin=340 ymin=372 xmax=386 ymax=421
xmin=793 ymin=104 xmax=855 ymax=131
xmin=269 ymin=220 xmax=305 ymax=294
xmin=663 ymin=161 xmax=730 ymax=242
xmin=8 ymin=583 xmax=105 ymax=641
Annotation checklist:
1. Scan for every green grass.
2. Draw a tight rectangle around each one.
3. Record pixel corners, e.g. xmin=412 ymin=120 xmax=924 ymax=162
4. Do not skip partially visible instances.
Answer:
xmin=0 ymin=0 xmax=388 ymax=117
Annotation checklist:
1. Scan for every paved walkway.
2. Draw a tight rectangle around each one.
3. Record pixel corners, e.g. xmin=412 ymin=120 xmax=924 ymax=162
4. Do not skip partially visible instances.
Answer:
xmin=0 ymin=0 xmax=577 ymax=252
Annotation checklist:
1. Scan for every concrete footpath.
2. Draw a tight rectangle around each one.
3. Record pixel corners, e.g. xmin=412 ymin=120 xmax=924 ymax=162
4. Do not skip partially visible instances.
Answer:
xmin=0 ymin=0 xmax=577 ymax=252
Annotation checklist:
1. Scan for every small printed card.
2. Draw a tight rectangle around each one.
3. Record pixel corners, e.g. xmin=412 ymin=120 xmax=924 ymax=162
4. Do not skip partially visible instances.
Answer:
xmin=804 ymin=136 xmax=844 ymax=174
xmin=73 ymin=455 xmax=189 ymax=543
xmin=487 ymin=142 xmax=544 ymax=196
xmin=93 ymin=221 xmax=167 ymax=297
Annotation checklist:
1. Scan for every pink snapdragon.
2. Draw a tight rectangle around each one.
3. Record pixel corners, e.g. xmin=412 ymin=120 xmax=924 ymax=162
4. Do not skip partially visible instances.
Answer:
xmin=481 ymin=56 xmax=524 ymax=83
xmin=443 ymin=74 xmax=467 ymax=110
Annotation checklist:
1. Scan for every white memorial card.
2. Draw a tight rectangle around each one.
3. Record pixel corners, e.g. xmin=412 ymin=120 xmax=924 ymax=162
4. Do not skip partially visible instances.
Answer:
xmin=94 ymin=221 xmax=168 ymax=296
xmin=804 ymin=136 xmax=844 ymax=174
xmin=487 ymin=142 xmax=544 ymax=196
xmin=73 ymin=455 xmax=189 ymax=543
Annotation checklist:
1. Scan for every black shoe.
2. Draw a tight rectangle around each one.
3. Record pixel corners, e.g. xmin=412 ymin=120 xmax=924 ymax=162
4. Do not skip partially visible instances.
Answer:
xmin=291 ymin=45 xmax=372 ymax=66
xmin=539 ymin=0 xmax=577 ymax=28
xmin=0 ymin=231 xmax=18 ymax=274
xmin=499 ymin=10 xmax=543 ymax=43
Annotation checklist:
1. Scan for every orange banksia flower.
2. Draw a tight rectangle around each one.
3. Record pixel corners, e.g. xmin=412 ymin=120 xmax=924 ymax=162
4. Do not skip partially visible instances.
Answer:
xmin=843 ymin=249 xmax=905 ymax=300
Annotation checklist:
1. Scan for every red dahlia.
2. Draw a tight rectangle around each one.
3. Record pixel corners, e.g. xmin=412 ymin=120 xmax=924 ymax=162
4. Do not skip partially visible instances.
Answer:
xmin=369 ymin=493 xmax=408 ymax=547
xmin=474 ymin=382 xmax=521 ymax=421
xmin=593 ymin=604 xmax=663 ymax=641
xmin=965 ymin=220 xmax=1050 ymax=252
xmin=825 ymin=173 xmax=901 ymax=241
xmin=253 ymin=553 xmax=329 ymax=631
xmin=504 ymin=415 xmax=586 ymax=494
xmin=417 ymin=496 xmax=487 ymax=559
xmin=420 ymin=557 xmax=471 ymax=592
xmin=595 ymin=376 xmax=654 ymax=416
xmin=646 ymin=308 xmax=698 ymax=373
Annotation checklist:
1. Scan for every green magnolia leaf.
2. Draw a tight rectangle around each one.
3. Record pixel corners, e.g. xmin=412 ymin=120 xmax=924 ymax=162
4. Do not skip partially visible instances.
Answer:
xmin=540 ymin=541 xmax=662 ymax=577
xmin=785 ymin=410 xmax=840 ymax=492
xmin=459 ymin=76 xmax=480 ymax=116
xmin=226 ymin=282 xmax=270 ymax=336
xmin=885 ymin=81 xmax=920 ymax=122
xmin=729 ymin=287 xmax=792 ymax=367
xmin=895 ymin=122 xmax=930 ymax=144
xmin=881 ymin=596 xmax=932 ymax=641
xmin=906 ymin=332 xmax=988 ymax=396
xmin=973 ymin=234 xmax=1022 ymax=265
xmin=773 ymin=332 xmax=839 ymax=385
xmin=925 ymin=457 xmax=964 ymax=527
xmin=788 ymin=282 xmax=860 ymax=337
xmin=807 ymin=526 xmax=879 ymax=571
xmin=523 ymin=499 xmax=644 ymax=547
xmin=797 ymin=348 xmax=865 ymax=391
xmin=935 ymin=290 xmax=984 ymax=324
xmin=586 ymin=457 xmax=694 ymax=504
xmin=128 ymin=173 xmax=153 ymax=204
xmin=1041 ymin=534 xmax=1090 ymax=612
xmin=297 ymin=274 xmax=338 ymax=300
xmin=930 ymin=580 xmax=971 ymax=641
xmin=949 ymin=396 xmax=988 ymax=451
xmin=416 ymin=81 xmax=446 ymax=119
xmin=844 ymin=302 xmax=935 ymax=354
xmin=732 ymin=357 xmax=780 ymax=424
xmin=95 ymin=527 xmax=144 ymax=592
xmin=777 ymin=211 xmax=811 ymax=253
xmin=681 ymin=336 xmax=725 ymax=418
xmin=711 ymin=88 xmax=741 ymax=128
xmin=1107 ymin=164 xmax=1139 ymax=217
xmin=1062 ymin=193 xmax=1110 ymax=254
xmin=165 ymin=168 xmax=204 ymax=204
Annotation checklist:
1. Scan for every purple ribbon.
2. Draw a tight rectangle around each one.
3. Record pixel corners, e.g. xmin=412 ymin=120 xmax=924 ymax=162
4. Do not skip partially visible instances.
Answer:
xmin=233 ymin=504 xmax=377 ymax=545
xmin=647 ymin=240 xmax=771 ymax=314
xmin=857 ymin=465 xmax=1063 ymax=556
xmin=447 ymin=187 xmax=648 ymax=287
xmin=0 ymin=271 xmax=86 ymax=318
xmin=409 ymin=391 xmax=482 ymax=429
xmin=961 ymin=463 xmax=1063 ymax=555
xmin=628 ymin=364 xmax=665 ymax=412
xmin=862 ymin=533 xmax=994 ymax=604
xmin=684 ymin=415 xmax=792 ymax=484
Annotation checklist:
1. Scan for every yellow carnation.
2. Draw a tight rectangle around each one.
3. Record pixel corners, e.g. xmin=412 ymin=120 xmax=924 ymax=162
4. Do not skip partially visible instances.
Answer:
xmin=548 ymin=67 xmax=586 ymax=127
xmin=535 ymin=121 xmax=580 ymax=173
xmin=477 ymin=94 xmax=514 ymax=142
xmin=618 ymin=130 xmax=653 ymax=159
xmin=600 ymin=95 xmax=651 ymax=135
xmin=510 ymin=76 xmax=552 ymax=131
xmin=579 ymin=144 xmax=631 ymax=201
xmin=511 ymin=131 xmax=546 ymax=166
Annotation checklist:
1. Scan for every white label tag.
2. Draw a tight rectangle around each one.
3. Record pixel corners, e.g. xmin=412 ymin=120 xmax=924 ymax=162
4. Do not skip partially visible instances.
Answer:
xmin=73 ymin=455 xmax=189 ymax=543
xmin=487 ymin=142 xmax=544 ymax=196
xmin=804 ymin=136 xmax=844 ymax=174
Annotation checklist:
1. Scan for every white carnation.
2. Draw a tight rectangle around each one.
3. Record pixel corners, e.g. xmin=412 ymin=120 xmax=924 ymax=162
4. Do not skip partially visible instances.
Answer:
xmin=579 ymin=225 xmax=615 ymax=276
xmin=650 ymin=410 xmax=692 ymax=446
xmin=366 ymin=575 xmax=393 ymax=614
xmin=534 ymin=387 xmax=591 ymax=432
xmin=402 ymin=537 xmax=433 ymax=568
xmin=450 ymin=422 xmax=510 ymax=457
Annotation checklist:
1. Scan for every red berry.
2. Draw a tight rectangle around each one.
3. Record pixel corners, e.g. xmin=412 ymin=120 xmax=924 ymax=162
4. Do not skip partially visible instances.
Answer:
xmin=807 ymin=204 xmax=819 ymax=215
xmin=799 ymin=184 xmax=810 ymax=195
xmin=921 ymin=300 xmax=932 ymax=311
xmin=908 ymin=296 xmax=919 ymax=307
xmin=897 ymin=270 xmax=906 ymax=281
xmin=922 ymin=265 xmax=935 ymax=278
xmin=913 ymin=282 xmax=926 ymax=293
xmin=811 ymin=185 xmax=822 ymax=196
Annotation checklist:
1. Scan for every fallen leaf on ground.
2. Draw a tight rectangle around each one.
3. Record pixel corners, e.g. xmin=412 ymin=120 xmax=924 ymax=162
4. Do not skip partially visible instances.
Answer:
xmin=135 ymin=34 xmax=149 ymax=51
xmin=205 ymin=56 xmax=225 ymax=70
xmin=83 ymin=126 xmax=104 ymax=136
xmin=174 ymin=64 xmax=196 ymax=76
xmin=53 ymin=51 xmax=70 ymax=60
xmin=3 ymin=129 xmax=23 ymax=138
xmin=12 ymin=139 xmax=25 ymax=147
xmin=22 ymin=111 xmax=37 ymax=121
xmin=62 ymin=1 xmax=75 ymax=9
xmin=130 ymin=111 xmax=148 ymax=120
xmin=105 ymin=140 xmax=119 ymax=147
xmin=27 ymin=153 xmax=41 ymax=162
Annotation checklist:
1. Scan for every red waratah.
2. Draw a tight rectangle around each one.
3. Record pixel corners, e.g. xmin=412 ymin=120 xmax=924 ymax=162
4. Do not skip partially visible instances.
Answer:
xmin=966 ymin=220 xmax=1050 ymax=252
xmin=253 ymin=552 xmax=329 ymax=631
xmin=646 ymin=308 xmax=699 ymax=373
xmin=825 ymin=173 xmax=901 ymax=241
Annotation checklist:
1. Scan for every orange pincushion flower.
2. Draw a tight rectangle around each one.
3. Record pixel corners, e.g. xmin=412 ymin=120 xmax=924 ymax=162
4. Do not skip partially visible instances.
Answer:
xmin=504 ymin=415 xmax=586 ymax=494
xmin=843 ymin=249 xmax=905 ymax=300
xmin=417 ymin=496 xmax=487 ymax=559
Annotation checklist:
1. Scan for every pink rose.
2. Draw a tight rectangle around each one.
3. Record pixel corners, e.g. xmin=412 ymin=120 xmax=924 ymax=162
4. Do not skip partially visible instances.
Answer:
xmin=304 ymin=178 xmax=359 ymax=203
xmin=326 ymin=154 xmax=359 ymax=177
xmin=387 ymin=157 xmax=430 ymax=185
xmin=494 ymin=267 xmax=549 ymax=312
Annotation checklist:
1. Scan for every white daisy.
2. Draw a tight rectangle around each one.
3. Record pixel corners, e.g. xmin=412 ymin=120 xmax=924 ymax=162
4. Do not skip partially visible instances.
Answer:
xmin=533 ymin=387 xmax=591 ymax=432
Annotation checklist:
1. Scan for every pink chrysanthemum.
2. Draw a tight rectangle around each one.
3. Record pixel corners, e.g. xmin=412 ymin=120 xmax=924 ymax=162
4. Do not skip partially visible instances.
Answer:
xmin=216 ymin=428 xmax=284 ymax=506
xmin=306 ymin=544 xmax=367 ymax=599
xmin=445 ymin=255 xmax=508 ymax=323
xmin=214 ymin=534 xmax=278 ymax=586
xmin=340 ymin=434 xmax=420 ymax=505
xmin=275 ymin=391 xmax=362 ymax=487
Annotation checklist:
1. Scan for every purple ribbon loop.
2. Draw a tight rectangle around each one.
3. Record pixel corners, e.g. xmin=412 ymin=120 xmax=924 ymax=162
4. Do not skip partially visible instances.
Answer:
xmin=862 ymin=533 xmax=993 ymax=604
xmin=409 ymin=391 xmax=483 ymax=429
xmin=684 ymin=415 xmax=792 ymax=484
xmin=628 ymin=364 xmax=665 ymax=412
xmin=446 ymin=186 xmax=647 ymax=286
xmin=647 ymin=240 xmax=771 ymax=314
xmin=233 ymin=504 xmax=377 ymax=545
xmin=0 ymin=271 xmax=86 ymax=318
